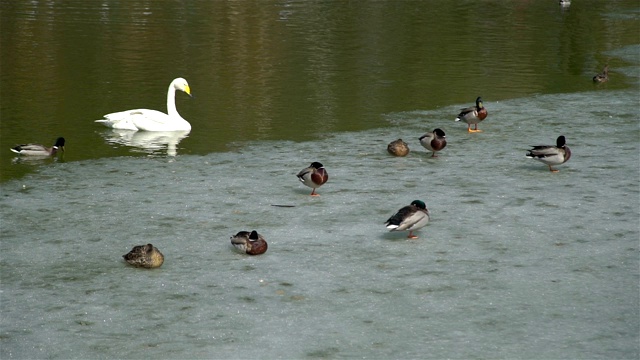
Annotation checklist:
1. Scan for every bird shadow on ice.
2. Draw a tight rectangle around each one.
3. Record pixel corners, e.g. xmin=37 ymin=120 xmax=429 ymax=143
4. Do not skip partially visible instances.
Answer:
xmin=380 ymin=232 xmax=422 ymax=241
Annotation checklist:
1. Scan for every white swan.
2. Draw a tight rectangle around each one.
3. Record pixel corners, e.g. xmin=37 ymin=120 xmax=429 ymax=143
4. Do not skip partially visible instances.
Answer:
xmin=95 ymin=77 xmax=192 ymax=131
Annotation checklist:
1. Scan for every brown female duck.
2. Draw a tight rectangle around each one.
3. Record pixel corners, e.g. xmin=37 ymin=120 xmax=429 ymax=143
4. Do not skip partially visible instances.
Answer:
xmin=122 ymin=244 xmax=164 ymax=268
xmin=387 ymin=139 xmax=410 ymax=157
xmin=593 ymin=65 xmax=609 ymax=84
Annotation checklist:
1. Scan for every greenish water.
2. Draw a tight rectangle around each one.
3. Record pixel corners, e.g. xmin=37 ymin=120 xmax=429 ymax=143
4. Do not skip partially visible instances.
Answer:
xmin=1 ymin=0 xmax=638 ymax=181
xmin=0 ymin=1 xmax=639 ymax=359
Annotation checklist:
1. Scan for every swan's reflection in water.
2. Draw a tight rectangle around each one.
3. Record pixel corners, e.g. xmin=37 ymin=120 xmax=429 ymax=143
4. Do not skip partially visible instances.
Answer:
xmin=99 ymin=130 xmax=190 ymax=156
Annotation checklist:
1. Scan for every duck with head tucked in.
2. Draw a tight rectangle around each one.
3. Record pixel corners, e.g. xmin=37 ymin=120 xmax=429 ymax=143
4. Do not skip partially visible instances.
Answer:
xmin=297 ymin=161 xmax=329 ymax=196
xmin=10 ymin=137 xmax=65 ymax=156
xmin=419 ymin=128 xmax=447 ymax=157
xmin=455 ymin=97 xmax=487 ymax=133
xmin=387 ymin=139 xmax=410 ymax=157
xmin=231 ymin=230 xmax=268 ymax=255
xmin=525 ymin=135 xmax=572 ymax=172
xmin=593 ymin=65 xmax=609 ymax=84
xmin=385 ymin=200 xmax=431 ymax=239
xmin=122 ymin=243 xmax=164 ymax=268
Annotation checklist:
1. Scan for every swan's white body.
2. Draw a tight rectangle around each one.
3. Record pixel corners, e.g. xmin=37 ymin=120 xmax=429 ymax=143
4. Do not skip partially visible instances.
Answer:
xmin=96 ymin=78 xmax=192 ymax=131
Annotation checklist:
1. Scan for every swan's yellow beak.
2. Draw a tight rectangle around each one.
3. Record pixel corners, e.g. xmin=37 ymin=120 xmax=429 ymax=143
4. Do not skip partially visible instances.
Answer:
xmin=184 ymin=85 xmax=192 ymax=97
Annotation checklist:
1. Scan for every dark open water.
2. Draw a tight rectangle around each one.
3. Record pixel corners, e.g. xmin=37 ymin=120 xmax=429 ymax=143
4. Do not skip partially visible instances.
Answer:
xmin=1 ymin=1 xmax=639 ymax=359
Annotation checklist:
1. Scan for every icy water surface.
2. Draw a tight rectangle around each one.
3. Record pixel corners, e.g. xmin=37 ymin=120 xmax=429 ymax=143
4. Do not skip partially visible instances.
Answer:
xmin=1 ymin=88 xmax=639 ymax=359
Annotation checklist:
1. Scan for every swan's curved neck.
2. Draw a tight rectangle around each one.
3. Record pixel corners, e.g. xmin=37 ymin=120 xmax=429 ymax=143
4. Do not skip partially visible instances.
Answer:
xmin=166 ymin=83 xmax=180 ymax=118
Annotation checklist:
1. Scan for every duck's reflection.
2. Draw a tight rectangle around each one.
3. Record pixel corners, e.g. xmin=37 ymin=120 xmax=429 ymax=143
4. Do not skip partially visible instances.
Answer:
xmin=99 ymin=130 xmax=190 ymax=156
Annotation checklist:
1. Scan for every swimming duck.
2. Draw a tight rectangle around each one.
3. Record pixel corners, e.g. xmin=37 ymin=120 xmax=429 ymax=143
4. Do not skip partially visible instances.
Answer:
xmin=96 ymin=78 xmax=192 ymax=131
xmin=384 ymin=200 xmax=431 ymax=239
xmin=297 ymin=161 xmax=329 ymax=196
xmin=525 ymin=135 xmax=572 ymax=172
xmin=593 ymin=65 xmax=609 ymax=84
xmin=230 ymin=230 xmax=268 ymax=255
xmin=10 ymin=137 xmax=65 ymax=156
xmin=387 ymin=139 xmax=410 ymax=157
xmin=419 ymin=128 xmax=447 ymax=157
xmin=455 ymin=97 xmax=487 ymax=133
xmin=122 ymin=243 xmax=164 ymax=268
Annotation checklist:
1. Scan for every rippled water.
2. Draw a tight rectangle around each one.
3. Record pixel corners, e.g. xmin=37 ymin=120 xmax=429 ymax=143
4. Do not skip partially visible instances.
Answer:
xmin=2 ymin=0 xmax=639 ymax=181
xmin=1 ymin=87 xmax=638 ymax=358
xmin=2 ymin=0 xmax=639 ymax=358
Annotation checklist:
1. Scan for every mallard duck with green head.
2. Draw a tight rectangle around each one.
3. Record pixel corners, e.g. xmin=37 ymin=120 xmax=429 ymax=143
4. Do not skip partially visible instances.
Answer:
xmin=525 ymin=135 xmax=572 ymax=172
xmin=230 ymin=230 xmax=268 ymax=255
xmin=455 ymin=97 xmax=487 ymax=133
xmin=419 ymin=128 xmax=447 ymax=157
xmin=10 ymin=137 xmax=65 ymax=156
xmin=297 ymin=162 xmax=329 ymax=196
xmin=384 ymin=200 xmax=431 ymax=239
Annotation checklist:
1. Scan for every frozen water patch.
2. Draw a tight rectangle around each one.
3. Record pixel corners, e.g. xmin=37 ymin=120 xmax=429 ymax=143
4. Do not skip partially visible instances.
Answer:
xmin=1 ymin=90 xmax=638 ymax=359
